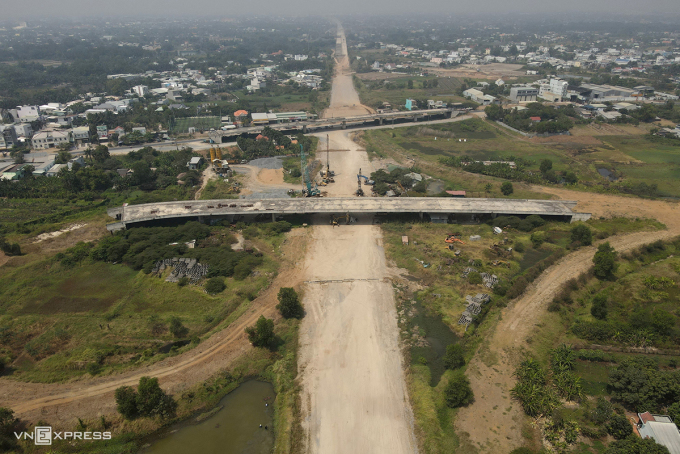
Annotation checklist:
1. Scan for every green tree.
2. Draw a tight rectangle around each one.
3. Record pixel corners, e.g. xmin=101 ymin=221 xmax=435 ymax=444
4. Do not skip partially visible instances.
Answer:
xmin=484 ymin=104 xmax=504 ymax=121
xmin=604 ymin=436 xmax=670 ymax=454
xmin=55 ymin=149 xmax=72 ymax=164
xmin=593 ymin=242 xmax=618 ymax=280
xmin=407 ymin=79 xmax=414 ymax=89
xmin=114 ymin=386 xmax=139 ymax=420
xmin=540 ymin=159 xmax=553 ymax=173
xmin=443 ymin=344 xmax=465 ymax=370
xmin=205 ymin=277 xmax=226 ymax=294
xmin=607 ymin=413 xmax=633 ymax=439
xmin=277 ymin=287 xmax=304 ymax=319
xmin=444 ymin=373 xmax=474 ymax=408
xmin=245 ymin=316 xmax=275 ymax=348
xmin=168 ymin=316 xmax=188 ymax=338
xmin=570 ymin=224 xmax=593 ymax=246
xmin=667 ymin=401 xmax=680 ymax=429
xmin=0 ymin=407 xmax=18 ymax=451
xmin=137 ymin=376 xmax=177 ymax=419
xmin=92 ymin=144 xmax=110 ymax=163
xmin=591 ymin=294 xmax=608 ymax=320
xmin=500 ymin=181 xmax=514 ymax=195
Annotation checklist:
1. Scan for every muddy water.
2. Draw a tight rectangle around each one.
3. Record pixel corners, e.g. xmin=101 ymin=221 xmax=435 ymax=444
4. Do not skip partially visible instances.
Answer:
xmin=142 ymin=381 xmax=275 ymax=454
xmin=409 ymin=298 xmax=460 ymax=386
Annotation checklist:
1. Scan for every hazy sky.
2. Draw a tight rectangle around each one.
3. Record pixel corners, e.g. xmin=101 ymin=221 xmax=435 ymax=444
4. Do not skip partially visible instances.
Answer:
xmin=3 ymin=0 xmax=680 ymax=19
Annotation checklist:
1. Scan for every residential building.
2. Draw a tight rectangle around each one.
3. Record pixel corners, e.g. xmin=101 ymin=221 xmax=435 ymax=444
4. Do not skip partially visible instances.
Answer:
xmin=509 ymin=87 xmax=539 ymax=102
xmin=636 ymin=412 xmax=680 ymax=454
xmin=68 ymin=156 xmax=85 ymax=169
xmin=13 ymin=123 xmax=33 ymax=138
xmin=96 ymin=125 xmax=108 ymax=141
xmin=32 ymin=130 xmax=71 ymax=150
xmin=0 ymin=125 xmax=18 ymax=149
xmin=45 ymin=163 xmax=68 ymax=177
xmin=539 ymin=79 xmax=569 ymax=102
xmin=132 ymin=127 xmax=147 ymax=135
xmin=15 ymin=105 xmax=41 ymax=122
xmin=72 ymin=126 xmax=90 ymax=144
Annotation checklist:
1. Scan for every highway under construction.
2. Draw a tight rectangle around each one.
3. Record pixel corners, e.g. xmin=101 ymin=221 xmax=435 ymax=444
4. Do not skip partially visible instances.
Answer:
xmin=106 ymin=197 xmax=591 ymax=231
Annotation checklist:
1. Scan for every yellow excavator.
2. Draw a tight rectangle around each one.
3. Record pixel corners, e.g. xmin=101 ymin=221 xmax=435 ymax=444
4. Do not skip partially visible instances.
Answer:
xmin=330 ymin=213 xmax=351 ymax=227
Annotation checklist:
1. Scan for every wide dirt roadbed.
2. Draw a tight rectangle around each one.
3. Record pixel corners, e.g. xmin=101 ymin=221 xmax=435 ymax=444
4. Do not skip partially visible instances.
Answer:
xmin=455 ymin=187 xmax=680 ymax=453
xmin=299 ymin=222 xmax=417 ymax=454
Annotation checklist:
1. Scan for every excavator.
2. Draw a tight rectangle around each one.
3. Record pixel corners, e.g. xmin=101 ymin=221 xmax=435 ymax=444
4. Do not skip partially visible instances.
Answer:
xmin=330 ymin=213 xmax=351 ymax=227
xmin=445 ymin=233 xmax=464 ymax=244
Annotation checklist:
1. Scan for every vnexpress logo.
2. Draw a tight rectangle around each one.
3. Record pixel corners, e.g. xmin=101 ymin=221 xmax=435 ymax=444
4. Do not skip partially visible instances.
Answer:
xmin=15 ymin=426 xmax=111 ymax=445
xmin=34 ymin=426 xmax=52 ymax=446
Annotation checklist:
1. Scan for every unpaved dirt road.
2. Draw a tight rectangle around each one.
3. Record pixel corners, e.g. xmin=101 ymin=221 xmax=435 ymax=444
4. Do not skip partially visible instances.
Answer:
xmin=323 ymin=23 xmax=375 ymax=119
xmin=455 ymin=187 xmax=680 ymax=453
xmin=297 ymin=23 xmax=417 ymax=454
xmin=299 ymin=221 xmax=417 ymax=454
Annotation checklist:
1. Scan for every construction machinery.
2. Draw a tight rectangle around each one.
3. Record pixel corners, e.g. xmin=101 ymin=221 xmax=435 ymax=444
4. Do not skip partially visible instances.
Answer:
xmin=320 ymin=134 xmax=335 ymax=181
xmin=330 ymin=213 xmax=351 ymax=227
xmin=357 ymin=174 xmax=375 ymax=185
xmin=356 ymin=175 xmax=364 ymax=197
xmin=300 ymin=144 xmax=321 ymax=197
xmin=445 ymin=233 xmax=464 ymax=244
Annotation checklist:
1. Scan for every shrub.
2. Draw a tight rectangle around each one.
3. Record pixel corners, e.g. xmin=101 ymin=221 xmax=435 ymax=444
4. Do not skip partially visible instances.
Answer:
xmin=607 ymin=413 xmax=633 ymax=440
xmin=245 ymin=316 xmax=275 ymax=348
xmin=136 ymin=376 xmax=177 ymax=419
xmin=593 ymin=242 xmax=618 ymax=280
xmin=501 ymin=181 xmax=514 ymax=195
xmin=514 ymin=242 xmax=526 ymax=253
xmin=177 ymin=276 xmax=189 ymax=287
xmin=205 ymin=277 xmax=226 ymax=294
xmin=115 ymin=386 xmax=139 ymax=420
xmin=444 ymin=373 xmax=474 ymax=408
xmin=87 ymin=362 xmax=102 ymax=376
xmin=443 ymin=344 xmax=465 ymax=370
xmin=468 ymin=272 xmax=483 ymax=285
xmin=277 ymin=287 xmax=304 ymax=319
xmin=570 ymin=224 xmax=593 ymax=246
xmin=0 ymin=407 xmax=18 ymax=451
xmin=530 ymin=232 xmax=544 ymax=248
xmin=591 ymin=294 xmax=608 ymax=320
xmin=168 ymin=317 xmax=189 ymax=338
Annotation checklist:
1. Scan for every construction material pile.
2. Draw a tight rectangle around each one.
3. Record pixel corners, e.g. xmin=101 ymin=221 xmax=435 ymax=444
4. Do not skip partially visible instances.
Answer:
xmin=458 ymin=293 xmax=491 ymax=327
xmin=480 ymin=272 xmax=499 ymax=288
xmin=152 ymin=257 xmax=209 ymax=283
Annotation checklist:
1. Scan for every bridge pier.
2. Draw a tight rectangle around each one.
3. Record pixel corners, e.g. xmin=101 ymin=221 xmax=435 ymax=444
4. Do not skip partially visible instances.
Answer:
xmin=302 ymin=125 xmax=308 ymax=133
xmin=419 ymin=212 xmax=423 ymax=219
xmin=341 ymin=121 xmax=347 ymax=130
xmin=272 ymin=213 xmax=276 ymax=222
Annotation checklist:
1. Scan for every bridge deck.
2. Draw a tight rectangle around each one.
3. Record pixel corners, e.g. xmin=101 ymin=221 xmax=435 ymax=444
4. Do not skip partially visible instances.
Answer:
xmin=107 ymin=197 xmax=590 ymax=230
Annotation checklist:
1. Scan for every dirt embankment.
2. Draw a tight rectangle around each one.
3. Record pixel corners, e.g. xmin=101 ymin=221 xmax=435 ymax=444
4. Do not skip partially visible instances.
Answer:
xmin=455 ymin=188 xmax=680 ymax=453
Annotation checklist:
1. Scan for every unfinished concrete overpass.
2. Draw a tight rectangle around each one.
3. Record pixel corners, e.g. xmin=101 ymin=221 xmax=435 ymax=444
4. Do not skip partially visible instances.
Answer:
xmin=106 ymin=197 xmax=591 ymax=231
xmin=208 ymin=108 xmax=460 ymax=143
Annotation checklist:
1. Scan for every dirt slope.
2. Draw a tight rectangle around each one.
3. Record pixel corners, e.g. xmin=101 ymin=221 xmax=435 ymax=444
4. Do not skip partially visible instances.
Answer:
xmin=455 ymin=188 xmax=680 ymax=453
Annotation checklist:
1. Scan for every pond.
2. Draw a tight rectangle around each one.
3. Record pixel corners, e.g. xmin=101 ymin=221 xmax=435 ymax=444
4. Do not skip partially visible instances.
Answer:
xmin=597 ymin=168 xmax=618 ymax=181
xmin=409 ymin=298 xmax=460 ymax=387
xmin=141 ymin=381 xmax=275 ymax=454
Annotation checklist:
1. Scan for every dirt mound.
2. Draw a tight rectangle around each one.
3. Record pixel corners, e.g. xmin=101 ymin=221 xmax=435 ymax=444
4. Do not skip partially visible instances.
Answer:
xmin=257 ymin=168 xmax=285 ymax=185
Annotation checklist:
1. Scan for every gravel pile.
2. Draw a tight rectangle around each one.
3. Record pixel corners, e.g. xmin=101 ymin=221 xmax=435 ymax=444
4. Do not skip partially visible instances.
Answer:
xmin=247 ymin=157 xmax=285 ymax=169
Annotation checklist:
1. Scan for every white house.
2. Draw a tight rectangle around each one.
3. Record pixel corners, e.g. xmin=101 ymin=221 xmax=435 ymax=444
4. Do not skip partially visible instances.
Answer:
xmin=32 ymin=130 xmax=71 ymax=150
xmin=463 ymin=88 xmax=497 ymax=105
xmin=15 ymin=105 xmax=41 ymax=122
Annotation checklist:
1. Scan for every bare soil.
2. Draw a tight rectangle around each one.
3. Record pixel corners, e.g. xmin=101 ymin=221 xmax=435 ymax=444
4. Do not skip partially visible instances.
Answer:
xmin=455 ymin=187 xmax=680 ymax=453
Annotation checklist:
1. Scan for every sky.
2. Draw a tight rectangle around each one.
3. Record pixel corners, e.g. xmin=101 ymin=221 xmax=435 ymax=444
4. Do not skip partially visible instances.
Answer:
xmin=3 ymin=0 xmax=680 ymax=19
